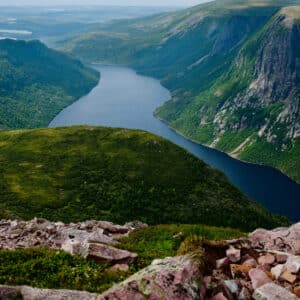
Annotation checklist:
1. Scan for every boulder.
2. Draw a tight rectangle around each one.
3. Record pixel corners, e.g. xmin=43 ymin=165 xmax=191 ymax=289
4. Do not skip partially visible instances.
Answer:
xmin=270 ymin=264 xmax=285 ymax=280
xmin=285 ymin=255 xmax=300 ymax=274
xmin=249 ymin=223 xmax=300 ymax=254
xmin=211 ymin=292 xmax=228 ymax=300
xmin=226 ymin=246 xmax=241 ymax=263
xmin=253 ymin=282 xmax=298 ymax=300
xmin=216 ymin=257 xmax=230 ymax=269
xmin=280 ymin=271 xmax=297 ymax=284
xmin=249 ymin=269 xmax=272 ymax=290
xmin=258 ymin=254 xmax=275 ymax=266
xmin=100 ymin=256 xmax=204 ymax=300
xmin=0 ymin=285 xmax=101 ymax=300
xmin=85 ymin=243 xmax=137 ymax=265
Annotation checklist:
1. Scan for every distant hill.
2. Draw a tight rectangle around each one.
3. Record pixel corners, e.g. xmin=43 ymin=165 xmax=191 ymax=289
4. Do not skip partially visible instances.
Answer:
xmin=0 ymin=39 xmax=99 ymax=129
xmin=59 ymin=0 xmax=300 ymax=183
xmin=0 ymin=126 xmax=288 ymax=231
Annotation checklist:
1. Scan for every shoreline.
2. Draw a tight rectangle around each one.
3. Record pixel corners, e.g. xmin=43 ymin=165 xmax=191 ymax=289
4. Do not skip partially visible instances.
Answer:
xmin=154 ymin=116 xmax=300 ymax=187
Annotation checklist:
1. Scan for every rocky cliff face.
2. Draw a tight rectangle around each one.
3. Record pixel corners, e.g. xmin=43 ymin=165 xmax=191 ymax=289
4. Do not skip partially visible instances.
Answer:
xmin=214 ymin=8 xmax=300 ymax=147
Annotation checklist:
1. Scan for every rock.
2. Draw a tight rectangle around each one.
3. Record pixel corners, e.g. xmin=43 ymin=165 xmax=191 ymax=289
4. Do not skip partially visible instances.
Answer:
xmin=238 ymin=287 xmax=251 ymax=300
xmin=230 ymin=264 xmax=252 ymax=278
xmin=249 ymin=223 xmax=300 ymax=254
xmin=270 ymin=264 xmax=285 ymax=279
xmin=0 ymin=285 xmax=21 ymax=299
xmin=61 ymin=240 xmax=81 ymax=255
xmin=226 ymin=246 xmax=241 ymax=263
xmin=100 ymin=256 xmax=203 ymax=300
xmin=87 ymin=229 xmax=116 ymax=245
xmin=249 ymin=268 xmax=272 ymax=290
xmin=293 ymin=286 xmax=300 ymax=297
xmin=275 ymin=253 xmax=288 ymax=264
xmin=253 ymin=282 xmax=298 ymax=300
xmin=258 ymin=254 xmax=275 ymax=266
xmin=203 ymin=276 xmax=212 ymax=289
xmin=211 ymin=292 xmax=228 ymax=300
xmin=97 ymin=221 xmax=129 ymax=234
xmin=285 ymin=255 xmax=300 ymax=274
xmin=0 ymin=219 xmax=137 ymax=263
xmin=224 ymin=280 xmax=239 ymax=294
xmin=109 ymin=264 xmax=129 ymax=272
xmin=242 ymin=258 xmax=257 ymax=268
xmin=280 ymin=271 xmax=297 ymax=284
xmin=216 ymin=257 xmax=230 ymax=269
xmin=124 ymin=221 xmax=148 ymax=229
xmin=86 ymin=243 xmax=137 ymax=265
xmin=0 ymin=285 xmax=101 ymax=300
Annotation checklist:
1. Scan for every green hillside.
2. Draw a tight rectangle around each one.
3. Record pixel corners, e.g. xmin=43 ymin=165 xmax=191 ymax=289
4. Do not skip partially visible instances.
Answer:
xmin=0 ymin=39 xmax=99 ymax=130
xmin=0 ymin=126 xmax=288 ymax=231
xmin=60 ymin=0 xmax=300 ymax=183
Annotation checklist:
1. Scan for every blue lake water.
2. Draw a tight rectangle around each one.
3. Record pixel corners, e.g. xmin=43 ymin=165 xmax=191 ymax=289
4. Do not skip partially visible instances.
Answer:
xmin=49 ymin=65 xmax=300 ymax=221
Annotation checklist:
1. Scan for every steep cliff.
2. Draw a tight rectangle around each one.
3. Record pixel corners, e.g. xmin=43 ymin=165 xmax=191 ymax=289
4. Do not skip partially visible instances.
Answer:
xmin=158 ymin=7 xmax=300 ymax=182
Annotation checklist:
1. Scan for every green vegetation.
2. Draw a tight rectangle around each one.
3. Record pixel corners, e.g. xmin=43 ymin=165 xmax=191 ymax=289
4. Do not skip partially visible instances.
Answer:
xmin=0 ymin=39 xmax=99 ymax=129
xmin=0 ymin=247 xmax=127 ymax=293
xmin=0 ymin=126 xmax=288 ymax=231
xmin=0 ymin=224 xmax=244 ymax=292
xmin=60 ymin=0 xmax=300 ymax=183
xmin=118 ymin=224 xmax=245 ymax=269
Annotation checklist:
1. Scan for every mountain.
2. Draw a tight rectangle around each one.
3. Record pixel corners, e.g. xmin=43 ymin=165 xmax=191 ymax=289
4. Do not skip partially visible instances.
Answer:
xmin=0 ymin=126 xmax=288 ymax=231
xmin=59 ymin=0 xmax=300 ymax=183
xmin=0 ymin=39 xmax=99 ymax=130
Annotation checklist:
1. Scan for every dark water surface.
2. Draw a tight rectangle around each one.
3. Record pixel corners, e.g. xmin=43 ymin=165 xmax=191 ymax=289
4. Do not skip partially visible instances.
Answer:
xmin=49 ymin=65 xmax=300 ymax=221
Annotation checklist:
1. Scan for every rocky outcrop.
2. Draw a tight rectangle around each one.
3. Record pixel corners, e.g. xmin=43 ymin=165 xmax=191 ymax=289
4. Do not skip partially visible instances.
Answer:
xmin=100 ymin=256 xmax=205 ymax=300
xmin=0 ymin=218 xmax=143 ymax=265
xmin=0 ymin=285 xmax=102 ymax=300
xmin=213 ymin=7 xmax=300 ymax=146
xmin=248 ymin=222 xmax=300 ymax=255
xmin=1 ymin=220 xmax=300 ymax=299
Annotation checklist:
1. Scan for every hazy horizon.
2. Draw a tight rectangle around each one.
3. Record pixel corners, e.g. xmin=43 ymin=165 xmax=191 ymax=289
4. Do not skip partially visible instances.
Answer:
xmin=0 ymin=0 xmax=211 ymax=7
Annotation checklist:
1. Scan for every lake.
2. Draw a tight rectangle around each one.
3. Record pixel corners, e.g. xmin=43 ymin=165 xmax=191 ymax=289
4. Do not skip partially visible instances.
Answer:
xmin=50 ymin=65 xmax=300 ymax=221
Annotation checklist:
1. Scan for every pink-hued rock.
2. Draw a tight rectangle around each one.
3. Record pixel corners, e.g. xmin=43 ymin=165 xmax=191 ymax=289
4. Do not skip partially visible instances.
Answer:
xmin=100 ymin=256 xmax=204 ymax=300
xmin=249 ymin=223 xmax=300 ymax=254
xmin=258 ymin=254 xmax=275 ymax=266
xmin=216 ymin=257 xmax=230 ymax=269
xmin=211 ymin=292 xmax=228 ymax=300
xmin=249 ymin=268 xmax=272 ymax=290
xmin=253 ymin=282 xmax=298 ymax=300
xmin=242 ymin=258 xmax=257 ymax=268
xmin=0 ymin=285 xmax=101 ymax=300
xmin=276 ymin=253 xmax=288 ymax=264
xmin=226 ymin=246 xmax=241 ymax=263
xmin=86 ymin=243 xmax=137 ymax=265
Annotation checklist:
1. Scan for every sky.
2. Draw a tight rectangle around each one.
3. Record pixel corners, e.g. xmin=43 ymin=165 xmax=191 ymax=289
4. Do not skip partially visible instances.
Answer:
xmin=0 ymin=0 xmax=209 ymax=7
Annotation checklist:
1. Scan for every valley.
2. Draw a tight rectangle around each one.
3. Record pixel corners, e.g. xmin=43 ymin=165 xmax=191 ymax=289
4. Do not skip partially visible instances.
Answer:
xmin=61 ymin=0 xmax=300 ymax=184
xmin=49 ymin=65 xmax=300 ymax=221
xmin=0 ymin=2 xmax=300 ymax=299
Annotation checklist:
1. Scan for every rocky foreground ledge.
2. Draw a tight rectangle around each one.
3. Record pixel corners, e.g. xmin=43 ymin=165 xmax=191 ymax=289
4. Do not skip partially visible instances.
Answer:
xmin=0 ymin=219 xmax=300 ymax=299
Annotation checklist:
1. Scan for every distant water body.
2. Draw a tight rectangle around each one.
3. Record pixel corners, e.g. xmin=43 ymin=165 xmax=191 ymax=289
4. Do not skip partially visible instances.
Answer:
xmin=50 ymin=65 xmax=300 ymax=221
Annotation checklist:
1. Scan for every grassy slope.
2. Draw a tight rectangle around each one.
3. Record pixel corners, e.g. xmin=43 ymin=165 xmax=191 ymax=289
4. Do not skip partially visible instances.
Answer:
xmin=60 ymin=0 xmax=300 ymax=183
xmin=0 ymin=39 xmax=99 ymax=129
xmin=0 ymin=224 xmax=244 ymax=293
xmin=0 ymin=126 xmax=288 ymax=231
